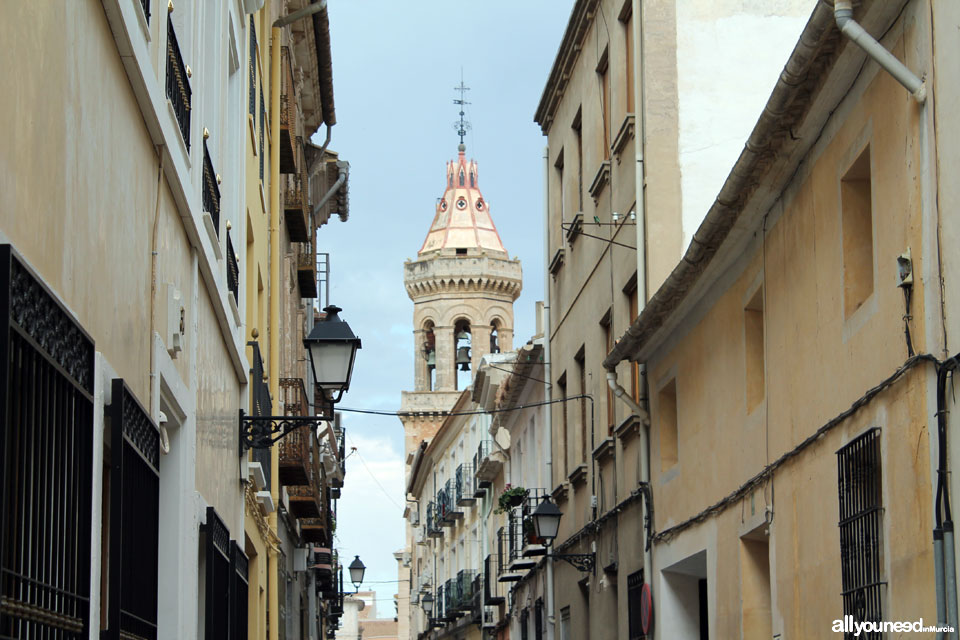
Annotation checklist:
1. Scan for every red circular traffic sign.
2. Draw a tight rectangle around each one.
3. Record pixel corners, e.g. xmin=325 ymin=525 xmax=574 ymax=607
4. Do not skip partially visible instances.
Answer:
xmin=640 ymin=583 xmax=653 ymax=634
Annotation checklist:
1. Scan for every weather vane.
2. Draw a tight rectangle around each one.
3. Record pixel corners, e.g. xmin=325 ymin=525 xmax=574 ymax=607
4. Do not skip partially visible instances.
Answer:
xmin=453 ymin=71 xmax=471 ymax=145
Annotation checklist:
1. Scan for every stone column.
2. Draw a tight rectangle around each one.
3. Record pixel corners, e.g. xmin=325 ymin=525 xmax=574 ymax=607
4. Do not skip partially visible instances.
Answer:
xmin=470 ymin=324 xmax=492 ymax=375
xmin=413 ymin=329 xmax=427 ymax=391
xmin=499 ymin=326 xmax=515 ymax=353
xmin=434 ymin=325 xmax=456 ymax=391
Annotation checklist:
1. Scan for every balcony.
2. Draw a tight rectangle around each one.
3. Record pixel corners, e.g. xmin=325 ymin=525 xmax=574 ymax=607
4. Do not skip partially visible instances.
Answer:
xmin=438 ymin=480 xmax=462 ymax=526
xmin=283 ymin=171 xmax=310 ymax=242
xmin=517 ymin=489 xmax=549 ymax=559
xmin=165 ymin=15 xmax=191 ymax=148
xmin=248 ymin=341 xmax=272 ymax=488
xmin=505 ymin=515 xmax=535 ymax=572
xmin=474 ymin=440 xmax=505 ymax=487
xmin=442 ymin=579 xmax=458 ymax=622
xmin=287 ymin=483 xmax=321 ymax=519
xmin=426 ymin=502 xmax=443 ymax=538
xmin=496 ymin=527 xmax=524 ymax=583
xmin=296 ymin=242 xmax=318 ymax=299
xmin=226 ymin=229 xmax=239 ymax=306
xmin=278 ymin=47 xmax=300 ymax=174
xmin=202 ymin=141 xmax=220 ymax=237
xmin=278 ymin=378 xmax=311 ymax=485
xmin=484 ymin=554 xmax=505 ymax=604
xmin=455 ymin=463 xmax=476 ymax=507
xmin=300 ymin=515 xmax=330 ymax=544
xmin=456 ymin=570 xmax=477 ymax=613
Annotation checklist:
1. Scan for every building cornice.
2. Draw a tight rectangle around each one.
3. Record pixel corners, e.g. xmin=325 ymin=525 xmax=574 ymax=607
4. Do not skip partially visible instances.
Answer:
xmin=534 ymin=0 xmax=600 ymax=134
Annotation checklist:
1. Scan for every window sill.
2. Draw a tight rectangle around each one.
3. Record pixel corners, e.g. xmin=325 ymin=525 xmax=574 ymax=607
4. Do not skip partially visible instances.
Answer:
xmin=612 ymin=114 xmax=635 ymax=164
xmin=589 ymin=161 xmax=611 ymax=203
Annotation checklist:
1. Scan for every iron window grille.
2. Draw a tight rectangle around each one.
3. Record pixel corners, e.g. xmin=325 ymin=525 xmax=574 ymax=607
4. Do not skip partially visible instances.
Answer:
xmin=200 ymin=508 xmax=248 ymax=640
xmin=0 ymin=244 xmax=95 ymax=638
xmin=837 ymin=428 xmax=884 ymax=638
xmin=104 ymin=378 xmax=161 ymax=640
xmin=165 ymin=14 xmax=191 ymax=150
xmin=628 ymin=569 xmax=645 ymax=639
xmin=229 ymin=542 xmax=249 ymax=640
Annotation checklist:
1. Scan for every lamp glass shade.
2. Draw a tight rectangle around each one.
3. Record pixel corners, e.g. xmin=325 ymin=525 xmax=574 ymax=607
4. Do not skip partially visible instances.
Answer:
xmin=304 ymin=306 xmax=361 ymax=394
xmin=532 ymin=499 xmax=563 ymax=541
xmin=348 ymin=555 xmax=366 ymax=587
xmin=421 ymin=592 xmax=434 ymax=614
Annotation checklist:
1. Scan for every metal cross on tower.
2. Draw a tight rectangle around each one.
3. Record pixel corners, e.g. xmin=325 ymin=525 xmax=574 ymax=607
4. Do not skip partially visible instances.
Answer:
xmin=453 ymin=74 xmax=471 ymax=145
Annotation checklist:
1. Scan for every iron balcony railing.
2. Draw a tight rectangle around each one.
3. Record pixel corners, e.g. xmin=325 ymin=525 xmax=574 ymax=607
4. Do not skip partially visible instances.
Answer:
xmin=248 ymin=341 xmax=272 ymax=488
xmin=165 ymin=15 xmax=191 ymax=149
xmin=426 ymin=502 xmax=443 ymax=537
xmin=443 ymin=578 xmax=457 ymax=620
xmin=474 ymin=440 xmax=491 ymax=470
xmin=248 ymin=20 xmax=256 ymax=117
xmin=456 ymin=463 xmax=476 ymax=505
xmin=456 ymin=570 xmax=477 ymax=611
xmin=520 ymin=489 xmax=549 ymax=550
xmin=202 ymin=141 xmax=221 ymax=237
xmin=226 ymin=230 xmax=239 ymax=305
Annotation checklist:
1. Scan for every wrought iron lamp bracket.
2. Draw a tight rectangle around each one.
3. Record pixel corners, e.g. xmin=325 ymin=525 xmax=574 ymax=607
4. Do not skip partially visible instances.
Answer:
xmin=239 ymin=409 xmax=331 ymax=452
xmin=552 ymin=552 xmax=596 ymax=575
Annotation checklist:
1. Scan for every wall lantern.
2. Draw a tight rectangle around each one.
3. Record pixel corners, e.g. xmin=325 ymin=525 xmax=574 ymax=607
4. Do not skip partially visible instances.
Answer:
xmin=238 ymin=305 xmax=361 ymax=452
xmin=533 ymin=497 xmax=596 ymax=574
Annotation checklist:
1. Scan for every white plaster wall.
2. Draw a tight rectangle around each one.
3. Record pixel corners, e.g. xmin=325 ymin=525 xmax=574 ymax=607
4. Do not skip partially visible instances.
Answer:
xmin=676 ymin=0 xmax=811 ymax=250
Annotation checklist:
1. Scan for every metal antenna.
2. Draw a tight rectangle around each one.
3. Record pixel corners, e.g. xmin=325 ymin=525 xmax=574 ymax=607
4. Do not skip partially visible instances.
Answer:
xmin=453 ymin=70 xmax=471 ymax=145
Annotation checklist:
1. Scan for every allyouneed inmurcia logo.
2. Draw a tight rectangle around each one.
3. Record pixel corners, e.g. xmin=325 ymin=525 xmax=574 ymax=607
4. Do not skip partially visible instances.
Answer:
xmin=832 ymin=616 xmax=955 ymax=635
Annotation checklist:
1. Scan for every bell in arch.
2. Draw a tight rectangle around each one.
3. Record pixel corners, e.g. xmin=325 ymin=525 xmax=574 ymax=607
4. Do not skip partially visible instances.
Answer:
xmin=456 ymin=346 xmax=471 ymax=371
xmin=425 ymin=350 xmax=436 ymax=368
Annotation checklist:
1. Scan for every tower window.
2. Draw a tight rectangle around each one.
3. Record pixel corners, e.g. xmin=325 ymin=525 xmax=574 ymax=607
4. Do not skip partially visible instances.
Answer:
xmin=841 ymin=145 xmax=873 ymax=319
xmin=456 ymin=248 xmax=467 ymax=256
xmin=470 ymin=172 xmax=475 ymax=187
xmin=459 ymin=169 xmax=465 ymax=187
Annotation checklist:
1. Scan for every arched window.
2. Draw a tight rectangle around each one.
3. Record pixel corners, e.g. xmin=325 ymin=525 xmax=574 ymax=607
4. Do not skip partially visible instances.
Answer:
xmin=454 ymin=319 xmax=472 ymax=391
xmin=459 ymin=169 xmax=465 ymax=187
xmin=469 ymin=172 xmax=475 ymax=188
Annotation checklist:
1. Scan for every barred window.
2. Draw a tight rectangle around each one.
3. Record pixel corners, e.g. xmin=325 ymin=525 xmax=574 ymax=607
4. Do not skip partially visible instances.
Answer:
xmin=837 ymin=428 xmax=884 ymax=638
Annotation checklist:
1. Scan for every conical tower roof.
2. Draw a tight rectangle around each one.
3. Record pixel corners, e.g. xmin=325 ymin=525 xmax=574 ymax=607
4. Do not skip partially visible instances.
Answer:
xmin=418 ymin=144 xmax=507 ymax=257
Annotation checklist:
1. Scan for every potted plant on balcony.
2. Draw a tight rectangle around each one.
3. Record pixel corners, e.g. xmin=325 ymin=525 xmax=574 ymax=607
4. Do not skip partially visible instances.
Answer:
xmin=523 ymin=517 xmax=544 ymax=546
xmin=495 ymin=484 xmax=528 ymax=514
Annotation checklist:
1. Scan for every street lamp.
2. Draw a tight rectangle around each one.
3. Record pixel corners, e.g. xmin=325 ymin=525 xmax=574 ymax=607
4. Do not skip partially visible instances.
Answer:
xmin=238 ymin=304 xmax=361 ymax=451
xmin=531 ymin=498 xmax=595 ymax=574
xmin=304 ymin=305 xmax=362 ymax=403
xmin=348 ymin=555 xmax=366 ymax=592
xmin=421 ymin=592 xmax=434 ymax=615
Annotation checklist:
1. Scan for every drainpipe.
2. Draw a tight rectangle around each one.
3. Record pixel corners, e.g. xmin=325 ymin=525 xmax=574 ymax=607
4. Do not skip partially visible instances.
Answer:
xmin=273 ymin=0 xmax=326 ymax=28
xmin=835 ymin=1 xmax=952 ymax=632
xmin=315 ymin=123 xmax=332 ymax=159
xmin=312 ymin=161 xmax=348 ymax=217
xmin=268 ymin=24 xmax=282 ymax=640
xmin=542 ymin=147 xmax=556 ymax=640
xmin=833 ymin=0 xmax=925 ymax=102
xmin=632 ymin=0 xmax=647 ymax=304
xmin=606 ymin=370 xmax=652 ymax=611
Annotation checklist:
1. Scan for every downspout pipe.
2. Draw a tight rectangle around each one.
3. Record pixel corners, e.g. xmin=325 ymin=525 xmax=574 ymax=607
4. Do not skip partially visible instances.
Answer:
xmin=833 ymin=0 xmax=925 ymax=103
xmin=268 ymin=25 xmax=282 ymax=640
xmin=606 ymin=370 xmax=652 ymax=609
xmin=542 ymin=147 xmax=556 ymax=640
xmin=272 ymin=0 xmax=326 ymax=28
xmin=312 ymin=161 xmax=348 ymax=217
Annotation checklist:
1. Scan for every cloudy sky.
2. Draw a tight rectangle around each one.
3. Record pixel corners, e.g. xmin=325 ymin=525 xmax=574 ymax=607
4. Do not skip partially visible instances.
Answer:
xmin=317 ymin=1 xmax=576 ymax=611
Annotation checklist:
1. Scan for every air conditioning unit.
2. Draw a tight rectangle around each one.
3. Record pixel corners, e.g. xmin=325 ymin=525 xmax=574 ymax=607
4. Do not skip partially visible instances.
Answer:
xmin=410 ymin=590 xmax=419 ymax=605
xmin=294 ymin=548 xmax=309 ymax=572
xmin=482 ymin=606 xmax=497 ymax=628
xmin=410 ymin=510 xmax=420 ymax=526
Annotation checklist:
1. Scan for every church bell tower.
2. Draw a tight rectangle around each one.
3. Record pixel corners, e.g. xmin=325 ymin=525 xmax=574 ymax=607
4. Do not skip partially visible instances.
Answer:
xmin=399 ymin=140 xmax=523 ymax=460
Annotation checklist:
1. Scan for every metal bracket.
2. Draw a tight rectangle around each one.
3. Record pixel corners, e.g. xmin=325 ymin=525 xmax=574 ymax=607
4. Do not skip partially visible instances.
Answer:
xmin=553 ymin=552 xmax=596 ymax=575
xmin=239 ymin=406 xmax=332 ymax=452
